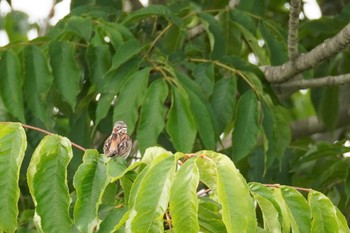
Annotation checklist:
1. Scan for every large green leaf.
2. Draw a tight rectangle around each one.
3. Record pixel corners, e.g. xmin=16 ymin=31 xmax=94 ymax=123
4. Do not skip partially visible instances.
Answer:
xmin=0 ymin=123 xmax=26 ymax=233
xmin=170 ymin=157 xmax=199 ymax=232
xmin=113 ymin=68 xmax=150 ymax=134
xmin=201 ymin=151 xmax=257 ymax=232
xmin=65 ymin=16 xmax=92 ymax=41
xmin=137 ymin=79 xmax=169 ymax=153
xmin=281 ymin=186 xmax=311 ymax=233
xmin=308 ymin=190 xmax=340 ymax=233
xmin=0 ymin=50 xmax=25 ymax=122
xmin=49 ymin=41 xmax=81 ymax=110
xmin=98 ymin=207 xmax=128 ymax=233
xmin=232 ymin=90 xmax=259 ymax=161
xmin=122 ymin=5 xmax=172 ymax=24
xmin=126 ymin=154 xmax=176 ymax=232
xmin=109 ymin=40 xmax=142 ymax=71
xmin=198 ymin=197 xmax=226 ymax=233
xmin=166 ymin=87 xmax=197 ymax=152
xmin=23 ymin=45 xmax=54 ymax=127
xmin=209 ymin=77 xmax=236 ymax=135
xmin=27 ymin=135 xmax=73 ymax=232
xmin=73 ymin=149 xmax=110 ymax=233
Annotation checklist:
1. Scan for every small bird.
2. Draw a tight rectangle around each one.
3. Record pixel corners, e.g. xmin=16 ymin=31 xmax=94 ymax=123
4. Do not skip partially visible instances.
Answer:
xmin=103 ymin=121 xmax=132 ymax=159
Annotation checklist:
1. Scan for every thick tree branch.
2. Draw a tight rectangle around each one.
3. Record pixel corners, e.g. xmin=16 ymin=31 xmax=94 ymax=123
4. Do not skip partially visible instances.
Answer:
xmin=275 ymin=73 xmax=350 ymax=93
xmin=262 ymin=22 xmax=350 ymax=83
xmin=288 ymin=0 xmax=301 ymax=61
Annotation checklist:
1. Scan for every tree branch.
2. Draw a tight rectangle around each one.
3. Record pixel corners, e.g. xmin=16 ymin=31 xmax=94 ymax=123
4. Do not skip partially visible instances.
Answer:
xmin=275 ymin=73 xmax=350 ymax=93
xmin=262 ymin=22 xmax=350 ymax=83
xmin=288 ymin=0 xmax=301 ymax=61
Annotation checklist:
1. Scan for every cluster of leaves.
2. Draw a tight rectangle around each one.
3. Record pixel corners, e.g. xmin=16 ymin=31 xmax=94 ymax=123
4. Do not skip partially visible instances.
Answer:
xmin=1 ymin=122 xmax=349 ymax=232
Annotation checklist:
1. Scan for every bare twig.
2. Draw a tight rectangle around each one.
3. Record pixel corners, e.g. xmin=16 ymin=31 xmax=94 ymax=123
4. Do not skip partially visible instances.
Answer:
xmin=276 ymin=73 xmax=350 ymax=93
xmin=21 ymin=123 xmax=87 ymax=152
xmin=288 ymin=0 xmax=301 ymax=61
xmin=262 ymin=22 xmax=350 ymax=83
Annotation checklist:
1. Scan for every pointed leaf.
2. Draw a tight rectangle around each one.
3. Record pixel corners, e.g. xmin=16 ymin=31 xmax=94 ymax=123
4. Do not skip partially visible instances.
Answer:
xmin=23 ymin=45 xmax=54 ymax=126
xmin=0 ymin=123 xmax=26 ymax=232
xmin=65 ymin=16 xmax=92 ymax=41
xmin=170 ymin=157 xmax=200 ymax=233
xmin=49 ymin=41 xmax=81 ymax=109
xmin=113 ymin=68 xmax=150 ymax=134
xmin=126 ymin=155 xmax=176 ymax=233
xmin=73 ymin=149 xmax=110 ymax=233
xmin=109 ymin=40 xmax=142 ymax=71
xmin=123 ymin=5 xmax=172 ymax=24
xmin=232 ymin=90 xmax=259 ymax=161
xmin=166 ymin=87 xmax=197 ymax=152
xmin=98 ymin=207 xmax=128 ymax=233
xmin=200 ymin=151 xmax=257 ymax=232
xmin=137 ymin=79 xmax=168 ymax=153
xmin=198 ymin=198 xmax=226 ymax=233
xmin=0 ymin=50 xmax=25 ymax=122
xmin=27 ymin=135 xmax=73 ymax=232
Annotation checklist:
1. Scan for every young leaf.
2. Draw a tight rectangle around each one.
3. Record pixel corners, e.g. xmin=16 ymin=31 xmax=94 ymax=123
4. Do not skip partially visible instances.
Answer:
xmin=0 ymin=123 xmax=26 ymax=233
xmin=113 ymin=68 xmax=150 ymax=135
xmin=0 ymin=50 xmax=25 ymax=122
xmin=137 ymin=79 xmax=169 ymax=153
xmin=27 ymin=135 xmax=73 ymax=232
xmin=281 ymin=186 xmax=312 ymax=233
xmin=232 ymin=90 xmax=259 ymax=162
xmin=23 ymin=45 xmax=54 ymax=127
xmin=49 ymin=41 xmax=81 ymax=110
xmin=73 ymin=149 xmax=110 ymax=233
xmin=170 ymin=157 xmax=200 ymax=233
xmin=201 ymin=151 xmax=257 ymax=232
xmin=166 ymin=87 xmax=197 ymax=152
xmin=126 ymin=155 xmax=176 ymax=232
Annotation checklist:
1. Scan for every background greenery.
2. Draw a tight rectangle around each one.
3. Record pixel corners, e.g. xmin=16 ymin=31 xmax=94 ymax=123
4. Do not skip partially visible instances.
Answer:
xmin=1 ymin=0 xmax=350 ymax=231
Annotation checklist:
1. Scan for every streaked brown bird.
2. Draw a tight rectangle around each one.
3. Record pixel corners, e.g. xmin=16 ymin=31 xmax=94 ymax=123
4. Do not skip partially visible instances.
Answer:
xmin=103 ymin=121 xmax=132 ymax=159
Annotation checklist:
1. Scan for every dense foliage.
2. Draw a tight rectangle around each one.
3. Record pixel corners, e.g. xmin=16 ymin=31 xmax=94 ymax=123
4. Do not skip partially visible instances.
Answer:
xmin=1 ymin=0 xmax=350 ymax=231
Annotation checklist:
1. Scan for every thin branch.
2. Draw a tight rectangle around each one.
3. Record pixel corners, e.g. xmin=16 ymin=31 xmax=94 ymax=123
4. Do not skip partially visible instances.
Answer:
xmin=21 ymin=123 xmax=87 ymax=152
xmin=288 ymin=0 xmax=301 ymax=61
xmin=276 ymin=73 xmax=350 ymax=93
xmin=262 ymin=22 xmax=350 ymax=83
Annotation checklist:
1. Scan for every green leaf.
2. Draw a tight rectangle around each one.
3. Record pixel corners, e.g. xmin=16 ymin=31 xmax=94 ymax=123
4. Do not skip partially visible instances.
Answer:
xmin=86 ymin=44 xmax=111 ymax=91
xmin=65 ymin=16 xmax=92 ymax=40
xmin=137 ymin=79 xmax=169 ymax=153
xmin=109 ymin=40 xmax=142 ymax=71
xmin=0 ymin=123 xmax=26 ymax=233
xmin=198 ymin=12 xmax=225 ymax=59
xmin=170 ymin=157 xmax=199 ymax=233
xmin=166 ymin=87 xmax=197 ymax=152
xmin=281 ymin=186 xmax=311 ymax=233
xmin=218 ymin=10 xmax=242 ymax=56
xmin=49 ymin=41 xmax=81 ymax=109
xmin=0 ymin=50 xmax=25 ymax=122
xmin=210 ymin=77 xmax=236 ymax=135
xmin=97 ymin=207 xmax=128 ymax=233
xmin=335 ymin=208 xmax=350 ymax=233
xmin=27 ymin=135 xmax=73 ymax=232
xmin=308 ymin=190 xmax=339 ymax=233
xmin=113 ymin=68 xmax=150 ymax=134
xmin=232 ymin=90 xmax=259 ymax=161
xmin=192 ymin=62 xmax=215 ymax=96
xmin=73 ymin=149 xmax=110 ymax=233
xmin=126 ymin=155 xmax=176 ymax=232
xmin=23 ymin=45 xmax=54 ymax=127
xmin=319 ymin=86 xmax=339 ymax=131
xmin=198 ymin=198 xmax=226 ymax=233
xmin=122 ymin=5 xmax=172 ymax=24
xmin=201 ymin=151 xmax=257 ymax=232
xmin=249 ymin=183 xmax=282 ymax=232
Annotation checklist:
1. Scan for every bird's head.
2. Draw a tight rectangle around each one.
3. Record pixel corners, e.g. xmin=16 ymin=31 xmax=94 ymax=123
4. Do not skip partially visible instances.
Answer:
xmin=112 ymin=121 xmax=128 ymax=134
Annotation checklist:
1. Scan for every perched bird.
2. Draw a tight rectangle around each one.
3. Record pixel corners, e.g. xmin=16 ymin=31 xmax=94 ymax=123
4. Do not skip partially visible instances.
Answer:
xmin=103 ymin=121 xmax=132 ymax=159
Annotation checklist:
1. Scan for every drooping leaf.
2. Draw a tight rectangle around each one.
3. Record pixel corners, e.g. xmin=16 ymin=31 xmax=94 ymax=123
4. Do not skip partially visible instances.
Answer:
xmin=122 ymin=5 xmax=172 ymax=24
xmin=166 ymin=87 xmax=197 ymax=152
xmin=198 ymin=197 xmax=226 ymax=233
xmin=318 ymin=86 xmax=339 ymax=131
xmin=23 ymin=45 xmax=54 ymax=127
xmin=0 ymin=50 xmax=25 ymax=122
xmin=200 ymin=151 xmax=257 ymax=232
xmin=232 ymin=90 xmax=259 ymax=161
xmin=0 ymin=123 xmax=26 ymax=233
xmin=113 ymin=68 xmax=150 ymax=134
xmin=97 ymin=207 xmax=128 ymax=233
xmin=218 ymin=10 xmax=242 ymax=56
xmin=73 ymin=149 xmax=110 ymax=233
xmin=126 ymin=155 xmax=176 ymax=232
xmin=170 ymin=157 xmax=199 ymax=233
xmin=65 ymin=16 xmax=93 ymax=41
xmin=209 ymin=77 xmax=236 ymax=135
xmin=137 ymin=79 xmax=169 ymax=153
xmin=109 ymin=40 xmax=142 ymax=71
xmin=49 ymin=40 xmax=81 ymax=110
xmin=27 ymin=135 xmax=73 ymax=232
